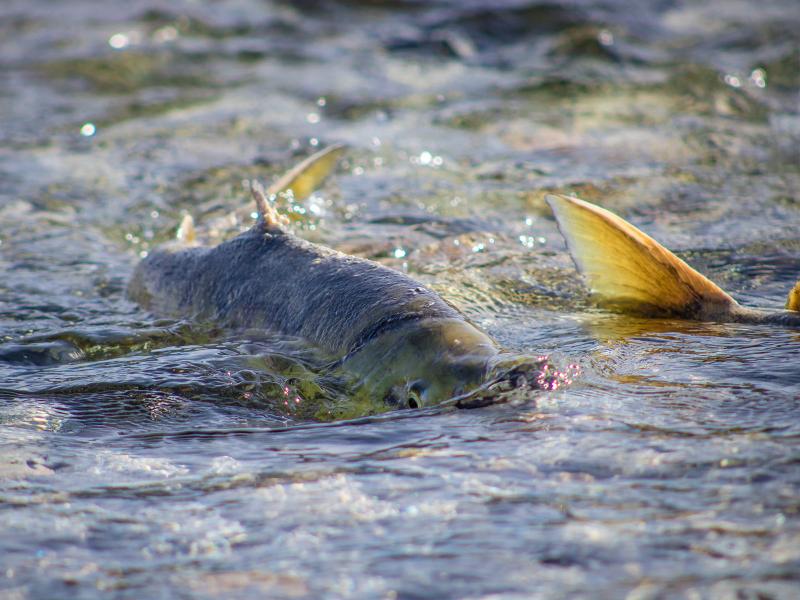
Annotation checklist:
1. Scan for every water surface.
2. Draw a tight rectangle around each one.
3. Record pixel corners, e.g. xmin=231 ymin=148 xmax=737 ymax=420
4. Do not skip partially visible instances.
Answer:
xmin=1 ymin=0 xmax=799 ymax=597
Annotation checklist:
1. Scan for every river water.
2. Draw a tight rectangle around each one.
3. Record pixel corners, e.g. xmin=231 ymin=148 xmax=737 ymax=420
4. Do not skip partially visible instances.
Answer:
xmin=2 ymin=0 xmax=799 ymax=598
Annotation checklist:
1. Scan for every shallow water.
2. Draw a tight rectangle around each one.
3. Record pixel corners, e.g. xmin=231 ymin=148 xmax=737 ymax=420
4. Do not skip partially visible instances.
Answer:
xmin=2 ymin=0 xmax=800 ymax=597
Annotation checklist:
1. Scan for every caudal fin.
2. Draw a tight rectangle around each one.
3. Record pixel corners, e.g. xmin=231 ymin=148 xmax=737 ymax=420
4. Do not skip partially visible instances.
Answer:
xmin=788 ymin=281 xmax=800 ymax=311
xmin=267 ymin=143 xmax=346 ymax=200
xmin=545 ymin=194 xmax=737 ymax=319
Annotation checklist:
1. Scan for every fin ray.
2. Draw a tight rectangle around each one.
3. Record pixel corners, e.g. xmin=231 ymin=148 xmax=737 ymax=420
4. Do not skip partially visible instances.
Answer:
xmin=545 ymin=194 xmax=736 ymax=318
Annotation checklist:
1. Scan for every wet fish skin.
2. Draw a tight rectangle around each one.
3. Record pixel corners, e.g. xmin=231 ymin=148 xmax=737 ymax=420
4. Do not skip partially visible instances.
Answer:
xmin=129 ymin=225 xmax=470 ymax=358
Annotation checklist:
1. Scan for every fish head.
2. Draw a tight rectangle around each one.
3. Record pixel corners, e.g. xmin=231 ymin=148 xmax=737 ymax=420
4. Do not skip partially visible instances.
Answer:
xmin=345 ymin=318 xmax=498 ymax=409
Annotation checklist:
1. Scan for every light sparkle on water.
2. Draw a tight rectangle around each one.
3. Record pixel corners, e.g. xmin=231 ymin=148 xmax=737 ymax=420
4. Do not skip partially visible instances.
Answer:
xmin=108 ymin=33 xmax=130 ymax=49
xmin=414 ymin=151 xmax=444 ymax=167
xmin=723 ymin=74 xmax=741 ymax=88
xmin=80 ymin=123 xmax=96 ymax=136
xmin=750 ymin=68 xmax=767 ymax=88
xmin=598 ymin=29 xmax=614 ymax=46
xmin=153 ymin=26 xmax=178 ymax=43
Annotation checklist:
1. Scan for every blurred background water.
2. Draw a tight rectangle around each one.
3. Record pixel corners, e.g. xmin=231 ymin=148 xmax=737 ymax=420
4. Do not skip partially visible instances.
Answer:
xmin=1 ymin=0 xmax=799 ymax=597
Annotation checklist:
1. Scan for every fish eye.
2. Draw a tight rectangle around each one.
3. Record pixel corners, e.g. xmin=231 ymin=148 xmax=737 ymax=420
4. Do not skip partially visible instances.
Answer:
xmin=406 ymin=381 xmax=426 ymax=409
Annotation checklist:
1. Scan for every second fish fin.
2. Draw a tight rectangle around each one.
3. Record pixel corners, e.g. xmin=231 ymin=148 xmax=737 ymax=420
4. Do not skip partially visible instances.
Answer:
xmin=267 ymin=143 xmax=346 ymax=201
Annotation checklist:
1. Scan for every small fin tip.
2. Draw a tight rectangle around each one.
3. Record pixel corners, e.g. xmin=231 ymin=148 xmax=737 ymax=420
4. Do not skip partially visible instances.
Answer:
xmin=247 ymin=179 xmax=289 ymax=230
xmin=787 ymin=281 xmax=800 ymax=312
xmin=176 ymin=214 xmax=196 ymax=243
xmin=545 ymin=193 xmax=586 ymax=211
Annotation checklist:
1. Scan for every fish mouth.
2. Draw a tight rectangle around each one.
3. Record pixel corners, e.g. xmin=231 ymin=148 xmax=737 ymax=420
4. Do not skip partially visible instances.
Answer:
xmin=445 ymin=355 xmax=577 ymax=409
xmin=447 ymin=364 xmax=536 ymax=409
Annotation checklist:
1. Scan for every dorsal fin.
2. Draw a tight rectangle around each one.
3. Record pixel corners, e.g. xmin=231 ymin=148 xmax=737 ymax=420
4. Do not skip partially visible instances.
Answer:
xmin=248 ymin=143 xmax=346 ymax=232
xmin=545 ymin=194 xmax=737 ymax=318
xmin=249 ymin=180 xmax=290 ymax=231
xmin=267 ymin=143 xmax=346 ymax=200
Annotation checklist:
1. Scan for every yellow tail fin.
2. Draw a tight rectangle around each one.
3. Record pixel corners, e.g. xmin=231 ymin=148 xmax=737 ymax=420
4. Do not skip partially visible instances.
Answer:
xmin=788 ymin=281 xmax=800 ymax=311
xmin=267 ymin=143 xmax=346 ymax=201
xmin=545 ymin=194 xmax=737 ymax=318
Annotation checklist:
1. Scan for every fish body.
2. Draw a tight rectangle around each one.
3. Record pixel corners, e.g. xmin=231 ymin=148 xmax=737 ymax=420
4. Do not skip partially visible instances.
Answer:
xmin=129 ymin=220 xmax=499 ymax=408
xmin=129 ymin=147 xmax=501 ymax=410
